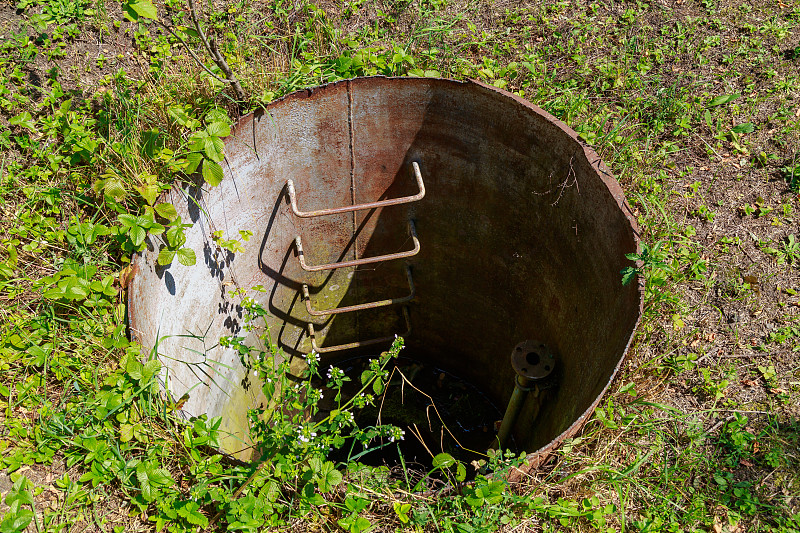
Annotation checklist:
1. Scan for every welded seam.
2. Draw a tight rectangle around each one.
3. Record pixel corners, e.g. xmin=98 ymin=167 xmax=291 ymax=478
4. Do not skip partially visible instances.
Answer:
xmin=347 ymin=80 xmax=357 ymax=260
xmin=346 ymin=80 xmax=361 ymax=343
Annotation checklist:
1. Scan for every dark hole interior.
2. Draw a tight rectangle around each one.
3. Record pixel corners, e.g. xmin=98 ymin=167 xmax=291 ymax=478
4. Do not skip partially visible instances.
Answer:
xmin=526 ymin=352 xmax=540 ymax=366
xmin=319 ymin=354 xmax=502 ymax=475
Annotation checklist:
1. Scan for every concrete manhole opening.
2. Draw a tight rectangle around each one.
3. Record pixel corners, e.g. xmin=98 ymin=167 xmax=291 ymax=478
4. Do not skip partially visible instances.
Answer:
xmin=128 ymin=77 xmax=642 ymax=470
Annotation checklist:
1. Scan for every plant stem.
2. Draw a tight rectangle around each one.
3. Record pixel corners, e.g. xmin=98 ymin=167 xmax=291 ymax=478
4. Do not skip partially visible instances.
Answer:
xmin=185 ymin=0 xmax=246 ymax=102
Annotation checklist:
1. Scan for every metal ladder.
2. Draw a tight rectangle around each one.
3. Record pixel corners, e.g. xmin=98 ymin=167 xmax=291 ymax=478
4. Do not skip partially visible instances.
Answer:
xmin=286 ymin=162 xmax=425 ymax=354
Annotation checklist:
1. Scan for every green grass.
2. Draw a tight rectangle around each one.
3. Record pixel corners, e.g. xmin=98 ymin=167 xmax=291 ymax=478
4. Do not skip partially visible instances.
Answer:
xmin=1 ymin=0 xmax=800 ymax=530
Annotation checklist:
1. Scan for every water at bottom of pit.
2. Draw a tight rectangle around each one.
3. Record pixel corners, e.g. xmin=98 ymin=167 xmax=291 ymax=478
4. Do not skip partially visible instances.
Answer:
xmin=317 ymin=356 xmax=505 ymax=474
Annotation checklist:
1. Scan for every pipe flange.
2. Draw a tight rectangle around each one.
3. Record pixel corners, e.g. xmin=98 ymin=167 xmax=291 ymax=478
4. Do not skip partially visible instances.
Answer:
xmin=511 ymin=340 xmax=556 ymax=381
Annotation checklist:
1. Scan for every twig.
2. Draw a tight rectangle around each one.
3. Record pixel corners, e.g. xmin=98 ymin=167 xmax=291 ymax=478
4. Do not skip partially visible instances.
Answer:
xmin=717 ymin=352 xmax=773 ymax=358
xmin=703 ymin=415 xmax=735 ymax=437
xmin=185 ymin=0 xmax=246 ymax=101
xmin=691 ymin=130 xmax=723 ymax=161
xmin=208 ymin=37 xmax=246 ymax=101
xmin=155 ymin=20 xmax=232 ymax=84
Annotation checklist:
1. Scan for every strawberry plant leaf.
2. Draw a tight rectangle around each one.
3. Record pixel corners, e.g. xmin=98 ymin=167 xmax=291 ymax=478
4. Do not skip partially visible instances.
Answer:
xmin=185 ymin=151 xmax=203 ymax=173
xmin=176 ymin=248 xmax=196 ymax=266
xmin=205 ymin=121 xmax=230 ymax=138
xmin=154 ymin=202 xmax=178 ymax=221
xmin=157 ymin=248 xmax=175 ymax=265
xmin=202 ymin=160 xmax=224 ymax=186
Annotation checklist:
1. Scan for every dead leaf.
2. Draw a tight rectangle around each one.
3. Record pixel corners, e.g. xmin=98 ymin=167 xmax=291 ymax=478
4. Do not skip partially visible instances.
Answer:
xmin=770 ymin=388 xmax=788 ymax=395
xmin=740 ymin=459 xmax=754 ymax=467
xmin=741 ymin=379 xmax=757 ymax=387
xmin=743 ymin=275 xmax=759 ymax=285
xmin=119 ymin=264 xmax=139 ymax=289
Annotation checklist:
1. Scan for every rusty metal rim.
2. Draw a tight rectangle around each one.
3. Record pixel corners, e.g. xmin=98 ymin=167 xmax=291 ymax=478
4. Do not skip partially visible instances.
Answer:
xmin=127 ymin=76 xmax=645 ymax=466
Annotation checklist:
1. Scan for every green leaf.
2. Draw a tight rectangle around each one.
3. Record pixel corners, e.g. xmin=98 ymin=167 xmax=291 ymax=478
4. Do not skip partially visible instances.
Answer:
xmin=176 ymin=501 xmax=208 ymax=528
xmin=176 ymin=247 xmax=196 ymax=266
xmin=731 ymin=123 xmax=755 ymax=134
xmin=157 ymin=248 xmax=176 ymax=265
xmin=201 ymin=160 xmax=224 ymax=186
xmin=130 ymin=0 xmax=156 ymax=19
xmin=0 ymin=509 xmax=33 ymax=532
xmin=432 ymin=452 xmax=455 ymax=469
xmin=136 ymin=464 xmax=154 ymax=501
xmin=185 ymin=151 xmax=203 ymax=174
xmin=353 ymin=516 xmax=371 ymax=533
xmin=118 ymin=214 xmax=137 ymax=228
xmin=203 ymin=136 xmax=225 ymax=162
xmin=129 ymin=225 xmax=147 ymax=247
xmin=101 ymin=178 xmax=126 ymax=200
xmin=316 ymin=462 xmax=342 ymax=492
xmin=707 ymin=93 xmax=740 ymax=107
xmin=43 ymin=287 xmax=66 ymax=300
xmin=620 ymin=266 xmax=637 ymax=286
xmin=392 ymin=502 xmax=411 ymax=523
xmin=154 ymin=202 xmax=178 ymax=221
xmin=455 ymin=462 xmax=466 ymax=482
xmin=9 ymin=111 xmax=35 ymax=130
xmin=205 ymin=121 xmax=230 ymax=138
xmin=137 ymin=182 xmax=159 ymax=205
xmin=142 ymin=359 xmax=161 ymax=383
xmin=126 ymin=357 xmax=143 ymax=381
xmin=166 ymin=224 xmax=187 ymax=248
xmin=149 ymin=467 xmax=173 ymax=486
xmin=120 ymin=424 xmax=134 ymax=443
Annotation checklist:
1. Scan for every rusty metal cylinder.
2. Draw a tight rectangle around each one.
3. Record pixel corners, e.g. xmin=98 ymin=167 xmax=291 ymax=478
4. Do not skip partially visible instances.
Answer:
xmin=128 ymin=77 xmax=642 ymax=466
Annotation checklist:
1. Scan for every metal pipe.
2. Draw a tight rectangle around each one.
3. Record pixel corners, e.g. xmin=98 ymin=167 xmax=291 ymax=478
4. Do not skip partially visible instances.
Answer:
xmin=287 ymin=161 xmax=425 ymax=218
xmin=496 ymin=375 xmax=535 ymax=450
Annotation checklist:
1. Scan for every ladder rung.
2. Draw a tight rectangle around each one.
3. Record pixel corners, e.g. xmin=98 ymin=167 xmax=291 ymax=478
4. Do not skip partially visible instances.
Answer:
xmin=302 ymin=265 xmax=415 ymax=317
xmin=295 ymin=221 xmax=419 ymax=272
xmin=307 ymin=307 xmax=411 ymax=354
xmin=287 ymin=162 xmax=425 ymax=218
